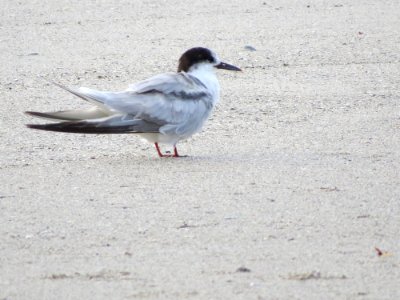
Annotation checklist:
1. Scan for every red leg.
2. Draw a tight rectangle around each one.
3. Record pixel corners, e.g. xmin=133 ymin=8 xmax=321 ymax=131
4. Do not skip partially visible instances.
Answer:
xmin=154 ymin=143 xmax=164 ymax=157
xmin=154 ymin=143 xmax=184 ymax=158
xmin=173 ymin=146 xmax=179 ymax=157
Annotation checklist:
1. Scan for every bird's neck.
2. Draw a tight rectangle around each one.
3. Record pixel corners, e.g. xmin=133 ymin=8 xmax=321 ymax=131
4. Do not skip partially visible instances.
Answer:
xmin=188 ymin=63 xmax=220 ymax=103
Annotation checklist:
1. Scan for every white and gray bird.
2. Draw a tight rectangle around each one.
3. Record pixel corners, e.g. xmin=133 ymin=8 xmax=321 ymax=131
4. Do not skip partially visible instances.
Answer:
xmin=26 ymin=47 xmax=241 ymax=157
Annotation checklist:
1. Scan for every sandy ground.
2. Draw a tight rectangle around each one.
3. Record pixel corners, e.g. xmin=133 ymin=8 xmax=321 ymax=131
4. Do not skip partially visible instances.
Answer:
xmin=1 ymin=0 xmax=399 ymax=299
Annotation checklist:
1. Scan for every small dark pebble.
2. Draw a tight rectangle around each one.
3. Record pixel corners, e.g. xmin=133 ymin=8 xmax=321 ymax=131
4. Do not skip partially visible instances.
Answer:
xmin=375 ymin=247 xmax=383 ymax=256
xmin=236 ymin=267 xmax=251 ymax=273
xmin=244 ymin=45 xmax=256 ymax=51
xmin=356 ymin=214 xmax=370 ymax=219
xmin=178 ymin=223 xmax=194 ymax=229
xmin=50 ymin=274 xmax=68 ymax=279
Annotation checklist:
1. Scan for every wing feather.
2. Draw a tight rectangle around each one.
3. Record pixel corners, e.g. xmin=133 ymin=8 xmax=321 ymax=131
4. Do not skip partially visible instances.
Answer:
xmin=29 ymin=72 xmax=213 ymax=137
xmin=25 ymin=107 xmax=111 ymax=121
xmin=78 ymin=72 xmax=213 ymax=126
xmin=27 ymin=115 xmax=161 ymax=134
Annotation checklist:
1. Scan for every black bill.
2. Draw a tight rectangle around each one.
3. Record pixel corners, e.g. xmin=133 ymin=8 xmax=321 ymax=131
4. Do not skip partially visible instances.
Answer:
xmin=215 ymin=62 xmax=242 ymax=71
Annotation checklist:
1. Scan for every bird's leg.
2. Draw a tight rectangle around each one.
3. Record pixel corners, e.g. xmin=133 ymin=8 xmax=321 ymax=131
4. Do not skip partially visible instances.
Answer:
xmin=173 ymin=146 xmax=179 ymax=157
xmin=173 ymin=146 xmax=188 ymax=157
xmin=154 ymin=143 xmax=184 ymax=158
xmin=154 ymin=143 xmax=165 ymax=157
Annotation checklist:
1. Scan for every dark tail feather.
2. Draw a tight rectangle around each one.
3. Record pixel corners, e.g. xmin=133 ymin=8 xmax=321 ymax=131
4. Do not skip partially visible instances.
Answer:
xmin=26 ymin=122 xmax=136 ymax=134
xmin=26 ymin=118 xmax=160 ymax=134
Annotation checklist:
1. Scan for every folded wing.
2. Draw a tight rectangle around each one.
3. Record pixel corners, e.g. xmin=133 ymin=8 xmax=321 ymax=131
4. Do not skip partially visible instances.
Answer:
xmin=27 ymin=115 xmax=160 ymax=134
xmin=26 ymin=72 xmax=212 ymax=136
xmin=85 ymin=72 xmax=213 ymax=125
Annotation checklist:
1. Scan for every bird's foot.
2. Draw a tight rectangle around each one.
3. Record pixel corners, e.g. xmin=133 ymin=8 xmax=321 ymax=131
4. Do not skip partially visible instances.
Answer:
xmin=154 ymin=143 xmax=186 ymax=158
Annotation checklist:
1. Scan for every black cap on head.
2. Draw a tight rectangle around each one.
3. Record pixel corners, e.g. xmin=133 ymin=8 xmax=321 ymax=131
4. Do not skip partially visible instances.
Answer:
xmin=178 ymin=47 xmax=216 ymax=72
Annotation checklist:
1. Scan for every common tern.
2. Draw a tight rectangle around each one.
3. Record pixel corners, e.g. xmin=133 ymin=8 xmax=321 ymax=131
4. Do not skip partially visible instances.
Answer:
xmin=26 ymin=47 xmax=241 ymax=157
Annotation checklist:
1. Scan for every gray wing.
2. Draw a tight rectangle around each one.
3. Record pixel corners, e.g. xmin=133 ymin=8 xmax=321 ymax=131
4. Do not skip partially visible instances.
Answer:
xmin=128 ymin=72 xmax=207 ymax=95
xmin=27 ymin=73 xmax=213 ymax=136
xmin=75 ymin=72 xmax=213 ymax=127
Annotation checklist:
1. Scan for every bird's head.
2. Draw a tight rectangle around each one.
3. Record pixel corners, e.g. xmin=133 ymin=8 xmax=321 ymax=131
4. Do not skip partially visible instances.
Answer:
xmin=178 ymin=47 xmax=241 ymax=73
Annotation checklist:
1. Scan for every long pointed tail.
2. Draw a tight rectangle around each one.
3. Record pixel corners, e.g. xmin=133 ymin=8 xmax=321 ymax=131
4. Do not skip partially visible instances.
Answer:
xmin=26 ymin=116 xmax=160 ymax=134
xmin=25 ymin=107 xmax=111 ymax=122
xmin=26 ymin=122 xmax=132 ymax=134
